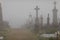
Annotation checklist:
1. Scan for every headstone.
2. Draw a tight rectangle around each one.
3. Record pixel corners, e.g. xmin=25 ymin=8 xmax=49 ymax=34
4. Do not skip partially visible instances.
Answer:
xmin=0 ymin=36 xmax=3 ymax=40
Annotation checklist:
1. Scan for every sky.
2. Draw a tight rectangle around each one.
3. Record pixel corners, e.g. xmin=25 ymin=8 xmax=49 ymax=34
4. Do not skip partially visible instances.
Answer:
xmin=0 ymin=0 xmax=60 ymax=28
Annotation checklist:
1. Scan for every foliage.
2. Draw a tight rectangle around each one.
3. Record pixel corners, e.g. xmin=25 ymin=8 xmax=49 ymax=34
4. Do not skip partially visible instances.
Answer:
xmin=49 ymin=37 xmax=54 ymax=40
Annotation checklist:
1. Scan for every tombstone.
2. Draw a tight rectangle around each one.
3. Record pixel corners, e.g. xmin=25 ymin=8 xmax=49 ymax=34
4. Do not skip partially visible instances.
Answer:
xmin=0 ymin=36 xmax=3 ymax=40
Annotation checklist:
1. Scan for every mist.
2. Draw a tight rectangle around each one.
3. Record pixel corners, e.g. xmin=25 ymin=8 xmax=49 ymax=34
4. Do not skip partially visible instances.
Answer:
xmin=1 ymin=0 xmax=60 ymax=28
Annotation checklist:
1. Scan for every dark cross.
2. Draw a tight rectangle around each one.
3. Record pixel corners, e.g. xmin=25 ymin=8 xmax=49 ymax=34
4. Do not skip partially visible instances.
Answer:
xmin=34 ymin=6 xmax=40 ymax=34
xmin=34 ymin=6 xmax=40 ymax=18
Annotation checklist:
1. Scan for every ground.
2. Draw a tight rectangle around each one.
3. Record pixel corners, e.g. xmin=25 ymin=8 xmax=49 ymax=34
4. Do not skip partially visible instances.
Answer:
xmin=7 ymin=28 xmax=36 ymax=40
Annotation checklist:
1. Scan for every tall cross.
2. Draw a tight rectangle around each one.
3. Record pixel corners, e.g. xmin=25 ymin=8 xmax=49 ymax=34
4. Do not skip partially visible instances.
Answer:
xmin=34 ymin=6 xmax=40 ymax=34
xmin=34 ymin=6 xmax=40 ymax=18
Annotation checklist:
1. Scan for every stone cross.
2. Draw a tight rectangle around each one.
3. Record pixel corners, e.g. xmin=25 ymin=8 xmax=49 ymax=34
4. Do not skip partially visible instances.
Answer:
xmin=34 ymin=6 xmax=40 ymax=34
xmin=34 ymin=6 xmax=40 ymax=18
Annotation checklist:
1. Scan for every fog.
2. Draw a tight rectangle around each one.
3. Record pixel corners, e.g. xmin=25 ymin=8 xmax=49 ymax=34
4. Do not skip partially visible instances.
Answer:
xmin=0 ymin=0 xmax=60 ymax=28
